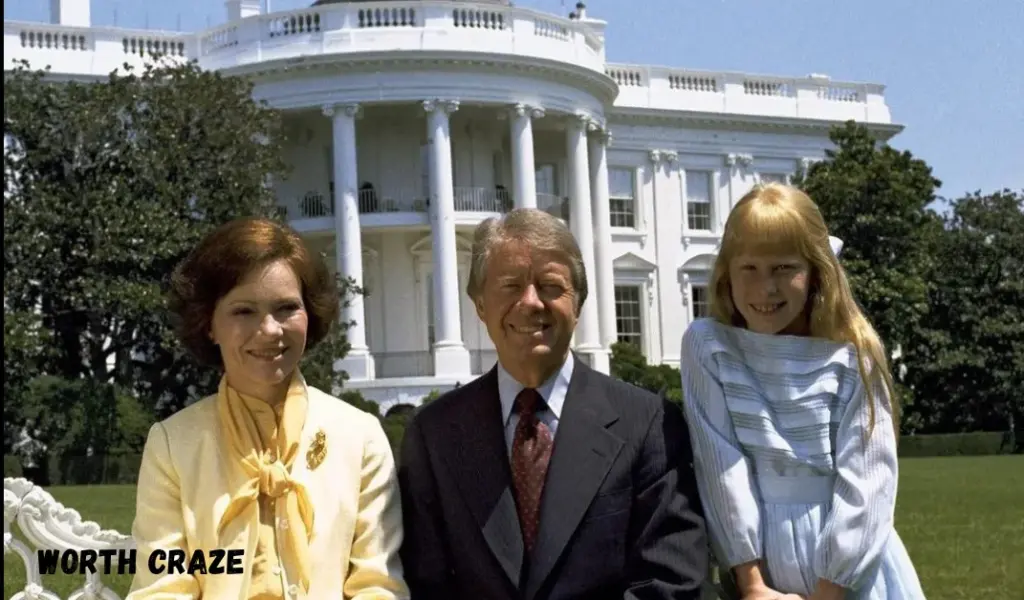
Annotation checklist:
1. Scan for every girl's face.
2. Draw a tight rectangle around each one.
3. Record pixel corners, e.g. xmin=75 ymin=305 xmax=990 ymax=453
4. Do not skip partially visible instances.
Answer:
xmin=729 ymin=250 xmax=812 ymax=335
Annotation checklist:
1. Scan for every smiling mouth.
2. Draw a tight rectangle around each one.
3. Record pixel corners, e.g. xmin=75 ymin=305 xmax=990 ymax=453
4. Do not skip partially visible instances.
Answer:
xmin=509 ymin=323 xmax=551 ymax=335
xmin=248 ymin=348 xmax=287 ymax=360
xmin=751 ymin=302 xmax=785 ymax=315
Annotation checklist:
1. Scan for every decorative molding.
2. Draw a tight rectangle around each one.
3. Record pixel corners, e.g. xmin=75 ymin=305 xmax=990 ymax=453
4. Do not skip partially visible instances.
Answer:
xmin=647 ymin=272 xmax=656 ymax=305
xmin=592 ymin=129 xmax=613 ymax=146
xmin=423 ymin=99 xmax=460 ymax=115
xmin=648 ymin=149 xmax=677 ymax=165
xmin=680 ymin=253 xmax=717 ymax=272
xmin=609 ymin=109 xmax=904 ymax=139
xmin=510 ymin=103 xmax=546 ymax=120
xmin=725 ymin=152 xmax=753 ymax=168
xmin=570 ymin=112 xmax=593 ymax=130
xmin=321 ymin=102 xmax=362 ymax=119
xmin=409 ymin=233 xmax=472 ymax=257
xmin=612 ymin=251 xmax=657 ymax=272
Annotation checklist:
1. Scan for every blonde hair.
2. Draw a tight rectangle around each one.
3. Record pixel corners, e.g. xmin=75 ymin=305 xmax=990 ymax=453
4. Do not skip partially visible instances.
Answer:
xmin=709 ymin=183 xmax=898 ymax=435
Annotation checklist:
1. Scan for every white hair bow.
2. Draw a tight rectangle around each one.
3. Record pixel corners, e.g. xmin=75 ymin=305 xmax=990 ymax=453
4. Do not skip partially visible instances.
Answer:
xmin=829 ymin=235 xmax=844 ymax=257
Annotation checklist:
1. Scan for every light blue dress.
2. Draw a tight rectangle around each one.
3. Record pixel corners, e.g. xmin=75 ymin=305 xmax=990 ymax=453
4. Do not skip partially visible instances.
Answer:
xmin=680 ymin=318 xmax=926 ymax=599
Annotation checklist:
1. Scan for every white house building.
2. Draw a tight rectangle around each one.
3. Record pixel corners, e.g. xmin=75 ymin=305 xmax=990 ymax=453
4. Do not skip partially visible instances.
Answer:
xmin=5 ymin=0 xmax=901 ymax=407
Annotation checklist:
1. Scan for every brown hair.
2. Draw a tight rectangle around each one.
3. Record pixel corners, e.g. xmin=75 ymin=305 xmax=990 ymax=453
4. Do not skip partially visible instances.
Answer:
xmin=466 ymin=208 xmax=588 ymax=313
xmin=167 ymin=217 xmax=339 ymax=367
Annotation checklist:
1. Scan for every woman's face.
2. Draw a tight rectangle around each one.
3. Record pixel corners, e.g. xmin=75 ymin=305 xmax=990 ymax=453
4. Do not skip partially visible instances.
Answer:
xmin=210 ymin=259 xmax=309 ymax=402
xmin=728 ymin=250 xmax=811 ymax=335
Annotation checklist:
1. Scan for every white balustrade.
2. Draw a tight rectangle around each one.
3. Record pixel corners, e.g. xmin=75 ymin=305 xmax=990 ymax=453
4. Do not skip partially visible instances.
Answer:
xmin=605 ymin=63 xmax=891 ymax=123
xmin=4 ymin=477 xmax=135 ymax=600
xmin=453 ymin=186 xmax=510 ymax=213
xmin=3 ymin=1 xmax=605 ymax=76
xmin=3 ymin=4 xmax=890 ymax=124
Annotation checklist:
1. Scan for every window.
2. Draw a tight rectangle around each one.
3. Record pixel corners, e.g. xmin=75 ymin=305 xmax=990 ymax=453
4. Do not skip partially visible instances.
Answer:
xmin=535 ymin=163 xmax=562 ymax=216
xmin=608 ymin=168 xmax=636 ymax=228
xmin=691 ymin=285 xmax=710 ymax=320
xmin=685 ymin=170 xmax=713 ymax=231
xmin=760 ymin=172 xmax=787 ymax=184
xmin=614 ymin=285 xmax=643 ymax=347
xmin=535 ymin=164 xmax=557 ymax=195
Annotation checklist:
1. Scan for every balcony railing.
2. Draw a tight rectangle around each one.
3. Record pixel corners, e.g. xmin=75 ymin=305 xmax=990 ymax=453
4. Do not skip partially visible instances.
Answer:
xmin=604 ymin=64 xmax=892 ymax=123
xmin=453 ymin=186 xmax=511 ymax=213
xmin=538 ymin=192 xmax=569 ymax=221
xmin=374 ymin=351 xmax=434 ymax=378
xmin=278 ymin=186 xmax=519 ymax=219
xmin=368 ymin=349 xmax=498 ymax=378
xmin=5 ymin=1 xmax=605 ymax=78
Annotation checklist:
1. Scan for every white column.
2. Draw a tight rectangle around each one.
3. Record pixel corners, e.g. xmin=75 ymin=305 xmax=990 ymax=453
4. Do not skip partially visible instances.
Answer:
xmin=588 ymin=129 xmax=614 ymax=374
xmin=566 ymin=114 xmax=603 ymax=369
xmin=323 ymin=103 xmax=374 ymax=381
xmin=510 ymin=103 xmax=543 ymax=210
xmin=424 ymin=99 xmax=471 ymax=378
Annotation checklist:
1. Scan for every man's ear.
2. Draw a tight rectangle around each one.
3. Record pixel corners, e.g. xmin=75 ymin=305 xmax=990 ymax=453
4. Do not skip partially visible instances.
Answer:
xmin=473 ymin=296 xmax=486 ymax=321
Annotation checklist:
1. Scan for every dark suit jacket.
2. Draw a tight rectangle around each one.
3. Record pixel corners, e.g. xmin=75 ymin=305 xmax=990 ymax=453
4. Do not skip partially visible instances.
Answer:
xmin=398 ymin=356 xmax=708 ymax=600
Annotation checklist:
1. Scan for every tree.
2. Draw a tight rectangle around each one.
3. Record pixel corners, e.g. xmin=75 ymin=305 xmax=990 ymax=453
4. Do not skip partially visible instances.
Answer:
xmin=301 ymin=273 xmax=363 ymax=395
xmin=3 ymin=56 xmax=333 ymax=432
xmin=790 ymin=121 xmax=942 ymax=413
xmin=902 ymin=189 xmax=1024 ymax=438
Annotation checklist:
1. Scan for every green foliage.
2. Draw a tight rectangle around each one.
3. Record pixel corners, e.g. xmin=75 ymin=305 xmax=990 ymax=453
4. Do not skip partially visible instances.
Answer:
xmin=4 ymin=455 xmax=24 ymax=478
xmin=16 ymin=376 xmax=152 ymax=474
xmin=338 ymin=388 xmax=381 ymax=418
xmin=610 ymin=342 xmax=683 ymax=406
xmin=790 ymin=121 xmax=942 ymax=407
xmin=300 ymin=273 xmax=364 ymax=395
xmin=3 ymin=57 xmax=291 ymax=431
xmin=897 ymin=431 xmax=1015 ymax=457
xmin=902 ymin=189 xmax=1024 ymax=436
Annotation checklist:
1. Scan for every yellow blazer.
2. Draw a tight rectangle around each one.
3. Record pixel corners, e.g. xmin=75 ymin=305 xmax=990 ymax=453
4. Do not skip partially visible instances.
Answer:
xmin=126 ymin=385 xmax=409 ymax=600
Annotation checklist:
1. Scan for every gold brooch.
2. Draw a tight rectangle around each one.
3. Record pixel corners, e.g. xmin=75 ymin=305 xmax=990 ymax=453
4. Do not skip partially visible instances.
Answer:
xmin=306 ymin=429 xmax=327 ymax=471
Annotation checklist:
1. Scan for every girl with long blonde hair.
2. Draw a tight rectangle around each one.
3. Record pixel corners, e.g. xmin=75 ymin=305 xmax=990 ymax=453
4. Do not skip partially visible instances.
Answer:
xmin=679 ymin=183 xmax=925 ymax=600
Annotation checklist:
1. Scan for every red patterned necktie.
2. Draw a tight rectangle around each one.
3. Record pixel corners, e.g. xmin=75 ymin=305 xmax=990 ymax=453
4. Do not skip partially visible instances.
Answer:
xmin=510 ymin=388 xmax=554 ymax=554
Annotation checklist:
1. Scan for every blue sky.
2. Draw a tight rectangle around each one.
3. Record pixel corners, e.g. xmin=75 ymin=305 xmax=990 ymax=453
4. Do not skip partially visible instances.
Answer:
xmin=6 ymin=0 xmax=1021 ymax=203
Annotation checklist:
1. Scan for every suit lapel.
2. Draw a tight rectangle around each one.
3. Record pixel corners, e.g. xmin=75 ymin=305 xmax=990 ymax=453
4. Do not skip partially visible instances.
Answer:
xmin=525 ymin=359 xmax=624 ymax=600
xmin=442 ymin=368 xmax=525 ymax=589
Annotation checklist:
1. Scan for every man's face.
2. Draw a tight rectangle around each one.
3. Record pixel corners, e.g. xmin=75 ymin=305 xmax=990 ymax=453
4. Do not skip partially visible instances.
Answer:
xmin=475 ymin=240 xmax=578 ymax=375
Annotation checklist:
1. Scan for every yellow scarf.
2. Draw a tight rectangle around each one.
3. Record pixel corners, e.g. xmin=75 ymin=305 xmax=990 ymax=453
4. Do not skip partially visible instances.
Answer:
xmin=216 ymin=372 xmax=314 ymax=592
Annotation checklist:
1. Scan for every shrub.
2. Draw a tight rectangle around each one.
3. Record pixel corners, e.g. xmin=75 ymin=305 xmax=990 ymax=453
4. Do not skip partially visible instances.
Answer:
xmin=898 ymin=431 xmax=1013 ymax=457
xmin=4 ymin=455 xmax=23 ymax=478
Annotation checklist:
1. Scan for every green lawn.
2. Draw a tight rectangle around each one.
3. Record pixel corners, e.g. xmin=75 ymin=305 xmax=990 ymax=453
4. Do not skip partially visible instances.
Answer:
xmin=4 ymin=455 xmax=1022 ymax=599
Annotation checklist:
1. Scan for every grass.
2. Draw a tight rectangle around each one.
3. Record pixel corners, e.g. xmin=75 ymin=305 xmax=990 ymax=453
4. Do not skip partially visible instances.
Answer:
xmin=4 ymin=455 xmax=1022 ymax=599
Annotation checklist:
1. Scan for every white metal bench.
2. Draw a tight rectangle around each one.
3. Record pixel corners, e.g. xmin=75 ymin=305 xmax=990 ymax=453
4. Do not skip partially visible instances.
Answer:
xmin=4 ymin=476 xmax=135 ymax=600
xmin=5 ymin=476 xmax=723 ymax=600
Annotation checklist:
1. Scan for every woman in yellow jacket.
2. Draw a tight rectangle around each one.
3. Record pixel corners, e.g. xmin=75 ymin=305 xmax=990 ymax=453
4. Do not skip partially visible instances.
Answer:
xmin=127 ymin=217 xmax=409 ymax=600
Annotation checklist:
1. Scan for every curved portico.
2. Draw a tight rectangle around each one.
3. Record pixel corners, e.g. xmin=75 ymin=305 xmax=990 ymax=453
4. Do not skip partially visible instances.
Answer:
xmin=255 ymin=48 xmax=618 ymax=385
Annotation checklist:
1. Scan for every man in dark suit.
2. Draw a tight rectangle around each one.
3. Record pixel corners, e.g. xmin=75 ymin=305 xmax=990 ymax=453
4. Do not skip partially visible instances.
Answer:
xmin=398 ymin=208 xmax=708 ymax=599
